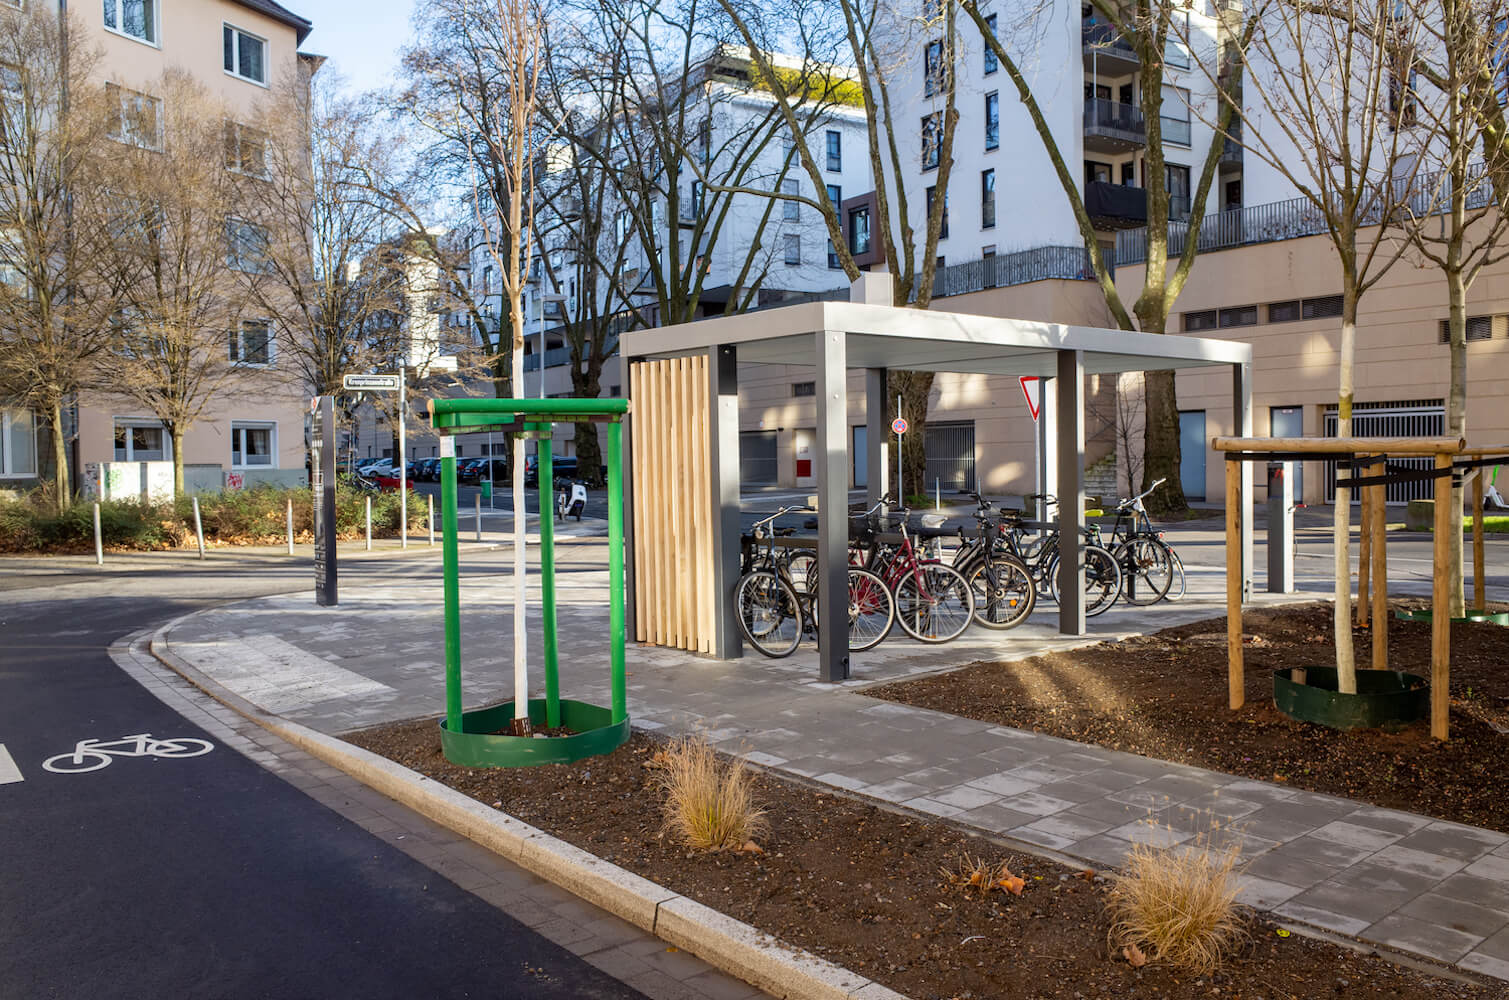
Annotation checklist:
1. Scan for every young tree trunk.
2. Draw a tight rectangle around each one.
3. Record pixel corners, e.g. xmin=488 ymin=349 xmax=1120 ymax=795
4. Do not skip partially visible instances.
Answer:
xmin=1141 ymin=370 xmax=1185 ymax=511
xmin=49 ymin=396 xmax=69 ymax=513
xmin=1334 ymin=278 xmax=1358 ymax=694
xmin=890 ymin=371 xmax=934 ymax=502
xmin=1446 ymin=263 xmax=1467 ymax=616
xmin=510 ymin=295 xmax=530 ymax=733
xmin=171 ymin=428 xmax=186 ymax=500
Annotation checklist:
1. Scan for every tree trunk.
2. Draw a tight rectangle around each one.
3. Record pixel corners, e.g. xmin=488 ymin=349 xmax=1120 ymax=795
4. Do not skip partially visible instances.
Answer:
xmin=49 ymin=396 xmax=69 ymax=513
xmin=1446 ymin=263 xmax=1467 ymax=617
xmin=1334 ymin=278 xmax=1358 ymax=694
xmin=889 ymin=371 xmax=934 ymax=503
xmin=1141 ymin=370 xmax=1186 ymax=513
xmin=510 ymin=298 xmax=530 ymax=732
xmin=171 ymin=428 xmax=185 ymax=500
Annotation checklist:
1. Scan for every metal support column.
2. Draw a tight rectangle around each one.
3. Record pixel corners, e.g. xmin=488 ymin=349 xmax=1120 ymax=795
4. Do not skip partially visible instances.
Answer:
xmin=708 ymin=345 xmax=743 ymax=659
xmin=815 ymin=330 xmax=849 ymax=682
xmin=1234 ymin=362 xmax=1254 ymax=600
xmin=1037 ymin=376 xmax=1058 ymax=524
xmin=1056 ymin=351 xmax=1085 ymax=635
xmin=866 ymin=367 xmax=889 ymax=507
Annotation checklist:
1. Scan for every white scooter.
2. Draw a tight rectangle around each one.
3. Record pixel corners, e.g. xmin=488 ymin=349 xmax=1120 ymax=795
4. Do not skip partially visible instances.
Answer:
xmin=555 ymin=480 xmax=587 ymax=521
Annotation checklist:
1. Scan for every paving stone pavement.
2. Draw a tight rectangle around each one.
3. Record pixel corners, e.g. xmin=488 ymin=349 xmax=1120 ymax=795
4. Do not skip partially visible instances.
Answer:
xmin=161 ymin=543 xmax=1509 ymax=984
xmin=111 ymin=631 xmax=768 ymax=1000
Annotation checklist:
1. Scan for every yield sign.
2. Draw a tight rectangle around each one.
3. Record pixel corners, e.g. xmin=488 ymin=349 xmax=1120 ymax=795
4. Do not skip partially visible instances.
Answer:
xmin=1019 ymin=377 xmax=1041 ymax=422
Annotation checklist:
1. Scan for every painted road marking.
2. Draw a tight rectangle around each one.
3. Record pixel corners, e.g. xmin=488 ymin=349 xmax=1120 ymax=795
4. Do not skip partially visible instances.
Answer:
xmin=0 ymin=743 xmax=22 ymax=784
xmin=42 ymin=734 xmax=215 ymax=774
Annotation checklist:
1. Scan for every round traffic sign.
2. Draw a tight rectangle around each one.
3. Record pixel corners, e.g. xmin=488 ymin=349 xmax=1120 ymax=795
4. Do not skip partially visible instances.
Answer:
xmin=891 ymin=417 xmax=908 ymax=435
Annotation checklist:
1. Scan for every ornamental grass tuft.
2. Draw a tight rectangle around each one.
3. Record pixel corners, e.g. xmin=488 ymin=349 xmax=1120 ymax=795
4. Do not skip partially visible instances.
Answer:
xmin=649 ymin=736 xmax=766 ymax=852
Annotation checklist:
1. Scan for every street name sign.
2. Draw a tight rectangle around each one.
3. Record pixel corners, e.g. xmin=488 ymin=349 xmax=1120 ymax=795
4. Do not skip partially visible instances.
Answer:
xmin=343 ymin=373 xmax=402 ymax=392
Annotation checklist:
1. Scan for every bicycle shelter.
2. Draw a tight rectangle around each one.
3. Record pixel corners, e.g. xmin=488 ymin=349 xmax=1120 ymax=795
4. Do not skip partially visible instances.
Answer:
xmin=428 ymin=397 xmax=629 ymax=766
xmin=620 ymin=275 xmax=1255 ymax=683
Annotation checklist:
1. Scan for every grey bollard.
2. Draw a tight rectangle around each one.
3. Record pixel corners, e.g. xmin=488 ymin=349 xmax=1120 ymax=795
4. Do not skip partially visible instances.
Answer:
xmin=192 ymin=496 xmax=205 ymax=559
xmin=475 ymin=493 xmax=482 ymax=542
xmin=1267 ymin=461 xmax=1294 ymax=593
xmin=93 ymin=502 xmax=103 ymax=565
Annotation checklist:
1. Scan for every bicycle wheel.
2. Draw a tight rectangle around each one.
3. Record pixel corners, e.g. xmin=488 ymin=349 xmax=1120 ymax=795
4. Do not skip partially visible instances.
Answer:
xmin=845 ymin=567 xmax=895 ymax=651
xmin=968 ymin=554 xmax=1036 ymax=630
xmin=784 ymin=551 xmax=816 ymax=596
xmin=735 ymin=570 xmax=803 ymax=658
xmin=1114 ymin=536 xmax=1173 ymax=605
xmin=893 ymin=564 xmax=975 ymax=643
xmin=151 ymin=738 xmax=215 ymax=758
xmin=1165 ymin=548 xmax=1187 ymax=601
xmin=1047 ymin=545 xmax=1123 ymax=617
xmin=43 ymin=749 xmax=113 ymax=773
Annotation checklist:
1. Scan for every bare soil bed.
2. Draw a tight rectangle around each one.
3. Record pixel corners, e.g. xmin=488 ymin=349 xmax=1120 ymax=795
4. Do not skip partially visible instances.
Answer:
xmin=347 ymin=722 xmax=1503 ymax=1000
xmin=871 ymin=600 xmax=1509 ymax=832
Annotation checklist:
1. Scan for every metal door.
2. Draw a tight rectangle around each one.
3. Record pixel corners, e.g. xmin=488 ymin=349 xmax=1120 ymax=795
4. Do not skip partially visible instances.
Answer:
xmin=793 ymin=429 xmax=815 ymax=486
xmin=1323 ymin=400 xmax=1444 ymax=504
xmin=924 ymin=421 xmax=976 ymax=492
xmin=1270 ymin=405 xmax=1303 ymax=499
xmin=852 ymin=426 xmax=867 ymax=488
xmin=1179 ymin=410 xmax=1206 ymax=500
xmin=739 ymin=430 xmax=778 ymax=484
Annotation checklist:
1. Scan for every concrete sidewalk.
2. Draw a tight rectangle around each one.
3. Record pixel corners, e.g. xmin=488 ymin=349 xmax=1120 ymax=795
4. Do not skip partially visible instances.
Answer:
xmin=159 ymin=539 xmax=1509 ymax=984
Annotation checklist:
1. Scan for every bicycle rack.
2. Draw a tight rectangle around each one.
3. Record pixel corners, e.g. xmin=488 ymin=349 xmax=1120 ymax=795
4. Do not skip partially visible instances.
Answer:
xmin=428 ymin=397 xmax=630 ymax=767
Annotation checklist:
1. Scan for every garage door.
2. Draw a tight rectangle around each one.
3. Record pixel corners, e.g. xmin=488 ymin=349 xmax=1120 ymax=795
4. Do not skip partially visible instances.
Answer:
xmin=740 ymin=431 xmax=779 ymax=484
xmin=1324 ymin=399 xmax=1443 ymax=504
xmin=925 ymin=421 xmax=976 ymax=492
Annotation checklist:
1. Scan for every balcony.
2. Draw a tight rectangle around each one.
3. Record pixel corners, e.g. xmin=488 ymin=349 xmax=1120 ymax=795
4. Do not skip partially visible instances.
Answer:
xmin=1084 ymin=98 xmax=1146 ymax=153
xmin=932 ymin=245 xmax=1098 ymax=298
xmin=1085 ymin=180 xmax=1147 ymax=230
xmin=1082 ymin=22 xmax=1139 ymax=75
xmin=1219 ymin=121 xmax=1243 ymax=172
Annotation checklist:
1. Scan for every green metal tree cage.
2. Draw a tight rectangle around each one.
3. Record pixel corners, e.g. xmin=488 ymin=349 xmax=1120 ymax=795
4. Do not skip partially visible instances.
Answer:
xmin=428 ymin=397 xmax=631 ymax=767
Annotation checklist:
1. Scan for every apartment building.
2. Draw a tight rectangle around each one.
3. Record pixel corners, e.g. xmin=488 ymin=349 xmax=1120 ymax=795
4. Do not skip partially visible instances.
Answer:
xmin=0 ymin=0 xmax=317 ymax=495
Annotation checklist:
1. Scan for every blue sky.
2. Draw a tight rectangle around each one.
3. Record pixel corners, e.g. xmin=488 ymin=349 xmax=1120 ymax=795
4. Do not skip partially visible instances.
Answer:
xmin=293 ymin=0 xmax=416 ymax=96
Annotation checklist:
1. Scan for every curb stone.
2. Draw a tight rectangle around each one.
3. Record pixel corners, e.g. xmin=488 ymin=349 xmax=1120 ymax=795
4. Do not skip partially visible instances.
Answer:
xmin=148 ymin=624 xmax=909 ymax=1000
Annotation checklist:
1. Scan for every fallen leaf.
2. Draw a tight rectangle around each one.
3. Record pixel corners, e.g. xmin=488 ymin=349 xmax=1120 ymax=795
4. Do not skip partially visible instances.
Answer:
xmin=1123 ymin=943 xmax=1148 ymax=968
xmin=739 ymin=840 xmax=765 ymax=854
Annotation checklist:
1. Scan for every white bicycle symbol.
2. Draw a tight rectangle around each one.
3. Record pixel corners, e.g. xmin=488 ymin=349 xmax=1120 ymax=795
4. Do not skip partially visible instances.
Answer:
xmin=42 ymin=733 xmax=215 ymax=774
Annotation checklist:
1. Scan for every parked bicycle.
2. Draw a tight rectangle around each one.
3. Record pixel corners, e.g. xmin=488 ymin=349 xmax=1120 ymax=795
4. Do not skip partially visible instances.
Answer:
xmin=852 ymin=498 xmax=977 ymax=643
xmin=734 ymin=508 xmax=895 ymax=657
xmin=995 ymin=495 xmax=1123 ymax=617
xmin=953 ymin=494 xmax=1036 ymax=629
xmin=1103 ymin=478 xmax=1177 ymax=605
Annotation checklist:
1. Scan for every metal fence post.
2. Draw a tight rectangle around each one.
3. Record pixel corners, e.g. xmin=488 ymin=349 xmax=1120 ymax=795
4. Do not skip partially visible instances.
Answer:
xmin=428 ymin=494 xmax=435 ymax=546
xmin=192 ymin=496 xmax=205 ymax=559
xmin=286 ymin=498 xmax=294 ymax=555
xmin=365 ymin=496 xmax=372 ymax=551
xmin=475 ymin=492 xmax=482 ymax=542
xmin=93 ymin=502 xmax=103 ymax=565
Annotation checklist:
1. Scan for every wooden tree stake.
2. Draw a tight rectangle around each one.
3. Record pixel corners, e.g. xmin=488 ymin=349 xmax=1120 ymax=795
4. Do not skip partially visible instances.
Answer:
xmin=1371 ymin=482 xmax=1387 ymax=670
xmin=1226 ymin=458 xmax=1244 ymax=710
xmin=1431 ymin=453 xmax=1453 ymax=740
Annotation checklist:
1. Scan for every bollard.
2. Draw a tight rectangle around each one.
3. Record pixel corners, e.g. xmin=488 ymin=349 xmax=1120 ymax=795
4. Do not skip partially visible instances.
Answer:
xmin=365 ymin=496 xmax=372 ymax=551
xmin=1266 ymin=461 xmax=1295 ymax=593
xmin=192 ymin=496 xmax=205 ymax=559
xmin=428 ymin=494 xmax=435 ymax=546
xmin=286 ymin=498 xmax=294 ymax=555
xmin=475 ymin=493 xmax=482 ymax=542
xmin=93 ymin=502 xmax=103 ymax=565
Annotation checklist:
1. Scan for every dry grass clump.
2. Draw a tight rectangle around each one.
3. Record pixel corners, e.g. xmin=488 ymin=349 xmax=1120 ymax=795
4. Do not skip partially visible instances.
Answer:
xmin=940 ymin=852 xmax=1026 ymax=896
xmin=648 ymin=736 xmax=767 ymax=851
xmin=1106 ymin=833 xmax=1248 ymax=975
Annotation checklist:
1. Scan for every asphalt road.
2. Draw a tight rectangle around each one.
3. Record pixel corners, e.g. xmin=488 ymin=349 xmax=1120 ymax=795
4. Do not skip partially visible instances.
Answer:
xmin=0 ymin=557 xmax=649 ymax=1000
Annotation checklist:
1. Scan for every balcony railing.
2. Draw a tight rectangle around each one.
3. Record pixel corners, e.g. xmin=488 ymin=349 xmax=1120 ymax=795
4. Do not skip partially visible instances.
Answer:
xmin=1219 ymin=121 xmax=1243 ymax=167
xmin=1116 ymin=162 xmax=1497 ymax=265
xmin=523 ymin=345 xmax=573 ymax=372
xmin=1082 ymin=22 xmax=1137 ymax=62
xmin=932 ymin=245 xmax=1098 ymax=299
xmin=1085 ymin=97 xmax=1144 ymax=135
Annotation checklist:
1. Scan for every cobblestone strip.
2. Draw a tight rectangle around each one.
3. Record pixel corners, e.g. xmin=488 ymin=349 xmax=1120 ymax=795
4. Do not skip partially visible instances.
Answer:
xmin=110 ymin=631 xmax=770 ymax=1000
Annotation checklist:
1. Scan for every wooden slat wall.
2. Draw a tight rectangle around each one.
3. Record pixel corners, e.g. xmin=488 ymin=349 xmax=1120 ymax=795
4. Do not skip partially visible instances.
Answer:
xmin=630 ymin=358 xmax=713 ymax=653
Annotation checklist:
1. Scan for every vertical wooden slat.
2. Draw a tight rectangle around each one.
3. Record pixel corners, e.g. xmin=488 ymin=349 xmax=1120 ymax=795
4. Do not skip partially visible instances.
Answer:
xmin=654 ymin=361 xmax=673 ymax=647
xmin=662 ymin=360 xmax=680 ymax=648
xmin=672 ymin=358 xmax=688 ymax=648
xmin=1431 ymin=453 xmax=1452 ymax=741
xmin=691 ymin=356 xmax=712 ymax=653
xmin=630 ymin=362 xmax=648 ymax=643
xmin=1226 ymin=457 xmax=1244 ymax=711
xmin=1357 ymin=476 xmax=1371 ymax=627
xmin=1473 ymin=470 xmax=1486 ymax=611
xmin=1372 ymin=482 xmax=1387 ymax=671
xmin=644 ymin=361 xmax=663 ymax=647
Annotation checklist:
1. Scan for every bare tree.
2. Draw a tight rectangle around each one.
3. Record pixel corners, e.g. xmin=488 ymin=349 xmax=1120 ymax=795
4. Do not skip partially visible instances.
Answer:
xmin=1395 ymin=0 xmax=1509 ymax=615
xmin=1228 ymin=0 xmax=1422 ymax=693
xmin=716 ymin=0 xmax=959 ymax=494
xmin=98 ymin=72 xmax=274 ymax=497
xmin=0 ymin=6 xmax=119 ymax=509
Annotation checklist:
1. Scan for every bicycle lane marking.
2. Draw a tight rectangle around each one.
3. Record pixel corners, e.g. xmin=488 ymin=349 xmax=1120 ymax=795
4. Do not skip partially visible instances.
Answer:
xmin=41 ymin=734 xmax=216 ymax=774
xmin=0 ymin=743 xmax=22 ymax=784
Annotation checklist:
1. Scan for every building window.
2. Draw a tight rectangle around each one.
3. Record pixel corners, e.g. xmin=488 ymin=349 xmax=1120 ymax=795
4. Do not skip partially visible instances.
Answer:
xmin=926 ymin=185 xmax=949 ymax=239
xmin=848 ymin=206 xmax=871 ymax=255
xmin=226 ymin=217 xmax=270 ymax=272
xmin=783 ymin=232 xmax=801 ymax=266
xmin=1219 ymin=305 xmax=1258 ymax=328
xmin=1164 ymin=163 xmax=1191 ymax=220
xmin=921 ymin=112 xmax=941 ymax=170
xmin=228 ymin=319 xmax=272 ymax=365
xmin=980 ymin=169 xmax=996 ymax=229
xmin=223 ymin=122 xmax=268 ymax=176
xmin=1183 ymin=309 xmax=1218 ymax=332
xmin=0 ymin=407 xmax=36 ymax=477
xmin=106 ymin=83 xmax=161 ymax=150
xmin=1302 ymin=294 xmax=1344 ymax=318
xmin=827 ymin=240 xmax=841 ymax=270
xmin=984 ymin=92 xmax=999 ymax=150
xmin=231 ymin=422 xmax=275 ymax=468
xmin=1165 ymin=10 xmax=1190 ymax=68
xmin=983 ymin=13 xmax=998 ymax=74
xmin=1267 ymin=299 xmax=1300 ymax=322
xmin=224 ymin=24 xmax=268 ymax=85
xmin=782 ymin=179 xmax=799 ymax=221
xmin=826 ymin=130 xmax=841 ymax=172
xmin=792 ymin=381 xmax=815 ymax=397
xmin=1439 ymin=316 xmax=1493 ymax=343
xmin=104 ymin=0 xmax=157 ymax=45
xmin=1161 ymin=87 xmax=1191 ymax=147
xmin=923 ymin=39 xmax=944 ymax=98
xmin=113 ymin=419 xmax=168 ymax=461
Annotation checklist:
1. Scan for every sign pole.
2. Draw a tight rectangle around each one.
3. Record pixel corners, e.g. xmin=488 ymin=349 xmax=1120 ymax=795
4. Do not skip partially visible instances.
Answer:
xmin=313 ymin=395 xmax=337 ymax=606
xmin=399 ymin=363 xmax=408 ymax=550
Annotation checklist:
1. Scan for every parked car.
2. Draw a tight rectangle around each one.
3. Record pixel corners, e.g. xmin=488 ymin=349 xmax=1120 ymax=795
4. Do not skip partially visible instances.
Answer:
xmin=420 ymin=458 xmax=442 ymax=481
xmin=370 ymin=468 xmax=415 ymax=491
xmin=355 ymin=457 xmax=386 ymax=474
xmin=456 ymin=458 xmax=486 ymax=483
xmin=524 ymin=455 xmax=577 ymax=486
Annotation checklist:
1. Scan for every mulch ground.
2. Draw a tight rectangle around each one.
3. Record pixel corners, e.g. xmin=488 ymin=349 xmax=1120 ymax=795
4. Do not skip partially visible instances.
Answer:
xmin=347 ymin=723 xmax=1503 ymax=1000
xmin=871 ymin=600 xmax=1509 ymax=832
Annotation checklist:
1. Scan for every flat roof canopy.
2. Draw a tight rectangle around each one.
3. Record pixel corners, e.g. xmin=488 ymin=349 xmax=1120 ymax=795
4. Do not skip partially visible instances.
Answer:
xmin=621 ymin=300 xmax=1252 ymax=375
